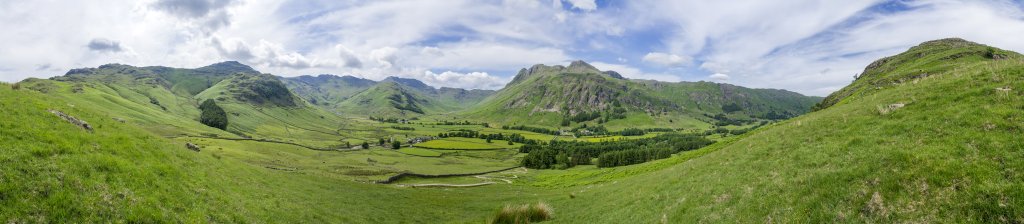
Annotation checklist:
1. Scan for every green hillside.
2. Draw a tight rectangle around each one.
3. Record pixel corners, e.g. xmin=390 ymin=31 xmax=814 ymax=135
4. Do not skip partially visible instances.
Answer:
xmin=281 ymin=74 xmax=377 ymax=107
xmin=464 ymin=60 xmax=821 ymax=129
xmin=283 ymin=75 xmax=495 ymax=118
xmin=333 ymin=76 xmax=495 ymax=118
xmin=530 ymin=38 xmax=1024 ymax=222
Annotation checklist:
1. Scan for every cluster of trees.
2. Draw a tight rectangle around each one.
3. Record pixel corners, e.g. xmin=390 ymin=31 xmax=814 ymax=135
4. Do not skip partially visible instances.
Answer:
xmin=439 ymin=129 xmax=479 ymax=138
xmin=439 ymin=130 xmax=540 ymax=145
xmin=390 ymin=126 xmax=415 ymax=131
xmin=757 ymin=110 xmax=792 ymax=120
xmin=596 ymin=147 xmax=673 ymax=167
xmin=199 ymin=99 xmax=228 ymax=130
xmin=560 ymin=106 xmax=630 ymax=126
xmin=645 ymin=127 xmax=675 ymax=132
xmin=566 ymin=111 xmax=602 ymax=123
xmin=568 ymin=125 xmax=648 ymax=137
xmin=721 ymin=103 xmax=743 ymax=113
xmin=710 ymin=113 xmax=754 ymax=126
xmin=571 ymin=124 xmax=609 ymax=136
xmin=521 ymin=149 xmax=592 ymax=169
xmin=148 ymin=95 xmax=167 ymax=111
xmin=370 ymin=116 xmax=401 ymax=123
xmin=434 ymin=120 xmax=481 ymax=126
xmin=521 ymin=133 xmax=715 ymax=169
xmin=618 ymin=128 xmax=646 ymax=136
xmin=502 ymin=125 xmax=560 ymax=135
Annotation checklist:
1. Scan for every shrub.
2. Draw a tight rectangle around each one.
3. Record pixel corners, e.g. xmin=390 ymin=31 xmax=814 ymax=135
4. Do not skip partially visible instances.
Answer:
xmin=361 ymin=142 xmax=370 ymax=149
xmin=491 ymin=202 xmax=553 ymax=224
xmin=391 ymin=141 xmax=401 ymax=149
xmin=11 ymin=83 xmax=20 ymax=90
xmin=199 ymin=99 xmax=228 ymax=130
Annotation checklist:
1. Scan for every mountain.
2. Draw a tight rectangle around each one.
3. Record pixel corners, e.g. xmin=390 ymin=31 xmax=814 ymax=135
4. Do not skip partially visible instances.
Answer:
xmin=280 ymin=74 xmax=377 ymax=107
xmin=464 ymin=60 xmax=822 ymax=129
xmin=196 ymin=73 xmax=302 ymax=107
xmin=331 ymin=76 xmax=495 ymax=118
xmin=285 ymin=74 xmax=495 ymax=118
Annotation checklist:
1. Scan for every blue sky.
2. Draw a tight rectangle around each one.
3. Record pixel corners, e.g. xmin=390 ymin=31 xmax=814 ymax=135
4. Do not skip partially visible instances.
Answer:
xmin=2 ymin=0 xmax=1024 ymax=96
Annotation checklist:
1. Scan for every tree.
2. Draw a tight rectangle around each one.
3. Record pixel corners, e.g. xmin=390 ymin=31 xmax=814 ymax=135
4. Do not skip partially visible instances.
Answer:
xmin=721 ymin=103 xmax=742 ymax=113
xmin=362 ymin=142 xmax=370 ymax=149
xmin=379 ymin=138 xmax=385 ymax=146
xmin=391 ymin=140 xmax=401 ymax=149
xmin=199 ymin=99 xmax=228 ymax=130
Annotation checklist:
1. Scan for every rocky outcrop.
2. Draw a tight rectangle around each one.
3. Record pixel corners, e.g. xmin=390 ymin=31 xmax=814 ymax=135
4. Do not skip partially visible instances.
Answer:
xmin=48 ymin=110 xmax=92 ymax=131
xmin=185 ymin=142 xmax=201 ymax=152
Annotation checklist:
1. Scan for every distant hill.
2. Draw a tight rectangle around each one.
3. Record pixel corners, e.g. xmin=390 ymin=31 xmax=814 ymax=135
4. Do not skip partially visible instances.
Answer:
xmin=463 ymin=60 xmax=822 ymax=129
xmin=19 ymin=62 xmax=346 ymax=145
xmin=284 ymin=75 xmax=495 ymax=118
xmin=281 ymin=74 xmax=377 ymax=107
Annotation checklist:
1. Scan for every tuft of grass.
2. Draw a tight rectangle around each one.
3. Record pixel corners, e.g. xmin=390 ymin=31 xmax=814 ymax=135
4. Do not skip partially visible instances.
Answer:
xmin=491 ymin=202 xmax=553 ymax=224
xmin=10 ymin=82 xmax=20 ymax=90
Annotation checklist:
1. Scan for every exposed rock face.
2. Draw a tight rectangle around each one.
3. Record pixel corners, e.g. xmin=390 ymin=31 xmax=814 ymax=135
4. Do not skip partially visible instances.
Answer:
xmin=567 ymin=60 xmax=599 ymax=73
xmin=48 ymin=109 xmax=92 ymax=131
xmin=603 ymin=71 xmax=626 ymax=79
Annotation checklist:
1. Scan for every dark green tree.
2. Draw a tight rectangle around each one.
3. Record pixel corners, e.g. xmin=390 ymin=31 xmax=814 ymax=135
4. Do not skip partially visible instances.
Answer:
xmin=362 ymin=142 xmax=370 ymax=149
xmin=199 ymin=99 xmax=228 ymax=130
xmin=391 ymin=141 xmax=401 ymax=149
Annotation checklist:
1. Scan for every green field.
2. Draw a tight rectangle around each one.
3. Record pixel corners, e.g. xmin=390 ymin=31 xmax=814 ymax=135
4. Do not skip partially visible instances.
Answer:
xmin=397 ymin=147 xmax=443 ymax=157
xmin=414 ymin=137 xmax=518 ymax=150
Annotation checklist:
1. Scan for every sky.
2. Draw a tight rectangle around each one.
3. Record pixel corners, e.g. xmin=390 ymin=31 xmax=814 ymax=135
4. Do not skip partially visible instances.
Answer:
xmin=2 ymin=0 xmax=1024 ymax=96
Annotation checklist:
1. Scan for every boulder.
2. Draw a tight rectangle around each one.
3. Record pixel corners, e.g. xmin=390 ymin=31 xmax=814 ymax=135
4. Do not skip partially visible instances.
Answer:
xmin=186 ymin=142 xmax=201 ymax=152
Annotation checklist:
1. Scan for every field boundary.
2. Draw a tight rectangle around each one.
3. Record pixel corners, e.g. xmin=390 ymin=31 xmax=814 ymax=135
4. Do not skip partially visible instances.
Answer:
xmin=413 ymin=145 xmax=514 ymax=151
xmin=374 ymin=166 xmax=522 ymax=184
xmin=177 ymin=135 xmax=358 ymax=152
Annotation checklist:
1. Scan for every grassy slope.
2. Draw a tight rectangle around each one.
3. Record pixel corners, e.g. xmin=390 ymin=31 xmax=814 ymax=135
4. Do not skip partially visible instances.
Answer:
xmin=0 ymin=82 xmax=557 ymax=223
xmin=16 ymin=78 xmax=233 ymax=138
xmin=194 ymin=74 xmax=354 ymax=147
xmin=528 ymin=39 xmax=1024 ymax=223
xmin=280 ymin=75 xmax=377 ymax=109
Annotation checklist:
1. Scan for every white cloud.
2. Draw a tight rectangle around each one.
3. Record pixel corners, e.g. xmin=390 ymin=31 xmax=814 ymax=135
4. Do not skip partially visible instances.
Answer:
xmin=708 ymin=73 xmax=730 ymax=82
xmin=565 ymin=0 xmax=597 ymax=11
xmin=369 ymin=47 xmax=399 ymax=68
xmin=211 ymin=36 xmax=317 ymax=69
xmin=87 ymin=38 xmax=125 ymax=52
xmin=334 ymin=44 xmax=362 ymax=68
xmin=590 ymin=61 xmax=682 ymax=82
xmin=642 ymin=52 xmax=691 ymax=67
xmin=406 ymin=42 xmax=569 ymax=71
xmin=408 ymin=70 xmax=509 ymax=90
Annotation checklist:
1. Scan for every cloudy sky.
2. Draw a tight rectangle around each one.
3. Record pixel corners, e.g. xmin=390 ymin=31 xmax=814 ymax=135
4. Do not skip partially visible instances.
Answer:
xmin=2 ymin=0 xmax=1024 ymax=95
